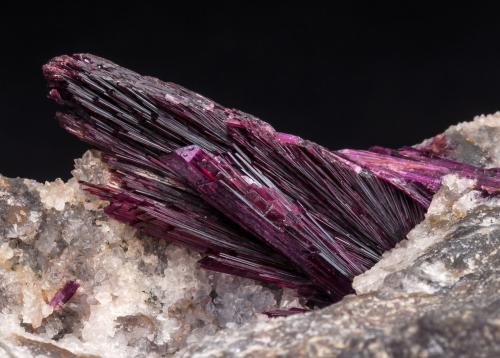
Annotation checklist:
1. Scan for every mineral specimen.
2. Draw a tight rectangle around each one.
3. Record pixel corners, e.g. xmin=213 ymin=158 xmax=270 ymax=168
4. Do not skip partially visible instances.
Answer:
xmin=0 ymin=54 xmax=498 ymax=357
xmin=43 ymin=54 xmax=500 ymax=305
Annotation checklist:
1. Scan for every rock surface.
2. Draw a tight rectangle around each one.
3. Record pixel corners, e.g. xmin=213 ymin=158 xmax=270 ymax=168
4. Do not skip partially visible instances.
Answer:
xmin=417 ymin=112 xmax=500 ymax=168
xmin=0 ymin=114 xmax=498 ymax=357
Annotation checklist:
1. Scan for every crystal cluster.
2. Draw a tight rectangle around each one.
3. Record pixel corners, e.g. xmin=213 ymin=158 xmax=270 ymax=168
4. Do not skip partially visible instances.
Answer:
xmin=1 ymin=54 xmax=498 ymax=356
xmin=43 ymin=54 xmax=500 ymax=304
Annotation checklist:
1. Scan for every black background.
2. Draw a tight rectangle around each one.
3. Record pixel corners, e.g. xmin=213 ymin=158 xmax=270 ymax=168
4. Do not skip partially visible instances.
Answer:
xmin=1 ymin=4 xmax=500 ymax=181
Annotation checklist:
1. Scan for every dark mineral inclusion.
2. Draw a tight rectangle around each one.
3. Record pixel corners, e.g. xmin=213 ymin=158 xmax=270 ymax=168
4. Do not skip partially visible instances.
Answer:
xmin=43 ymin=54 xmax=500 ymax=307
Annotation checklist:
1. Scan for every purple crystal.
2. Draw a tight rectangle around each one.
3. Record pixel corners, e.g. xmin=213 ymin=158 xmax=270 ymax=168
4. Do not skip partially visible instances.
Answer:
xmin=49 ymin=281 xmax=80 ymax=308
xmin=263 ymin=307 xmax=309 ymax=318
xmin=43 ymin=54 xmax=500 ymax=305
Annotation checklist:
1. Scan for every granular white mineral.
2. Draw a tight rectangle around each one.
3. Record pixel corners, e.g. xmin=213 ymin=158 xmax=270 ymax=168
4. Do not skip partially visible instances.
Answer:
xmin=0 ymin=151 xmax=296 ymax=357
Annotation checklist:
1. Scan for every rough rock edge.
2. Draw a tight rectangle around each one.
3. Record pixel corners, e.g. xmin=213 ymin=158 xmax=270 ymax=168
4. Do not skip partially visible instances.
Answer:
xmin=354 ymin=112 xmax=500 ymax=294
xmin=417 ymin=111 xmax=500 ymax=168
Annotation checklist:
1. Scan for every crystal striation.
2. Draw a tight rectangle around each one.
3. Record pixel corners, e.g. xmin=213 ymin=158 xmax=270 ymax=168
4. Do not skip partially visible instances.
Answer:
xmin=43 ymin=54 xmax=500 ymax=304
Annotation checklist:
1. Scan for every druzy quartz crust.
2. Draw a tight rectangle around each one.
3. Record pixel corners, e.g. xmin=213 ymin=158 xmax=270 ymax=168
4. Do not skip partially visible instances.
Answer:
xmin=43 ymin=53 xmax=500 ymax=305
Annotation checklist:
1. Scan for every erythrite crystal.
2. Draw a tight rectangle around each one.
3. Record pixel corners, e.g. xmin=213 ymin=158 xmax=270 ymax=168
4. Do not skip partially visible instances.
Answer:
xmin=43 ymin=54 xmax=500 ymax=304
xmin=49 ymin=280 xmax=80 ymax=308
xmin=263 ymin=307 xmax=308 ymax=318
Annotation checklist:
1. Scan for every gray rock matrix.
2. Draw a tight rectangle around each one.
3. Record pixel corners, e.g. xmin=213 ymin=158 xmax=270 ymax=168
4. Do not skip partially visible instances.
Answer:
xmin=1 ymin=113 xmax=499 ymax=357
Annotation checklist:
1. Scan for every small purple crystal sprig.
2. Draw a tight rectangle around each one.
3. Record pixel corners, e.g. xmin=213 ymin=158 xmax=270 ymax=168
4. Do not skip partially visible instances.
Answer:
xmin=49 ymin=281 xmax=80 ymax=308
xmin=43 ymin=54 xmax=500 ymax=305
